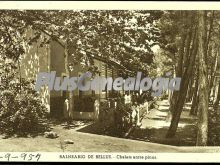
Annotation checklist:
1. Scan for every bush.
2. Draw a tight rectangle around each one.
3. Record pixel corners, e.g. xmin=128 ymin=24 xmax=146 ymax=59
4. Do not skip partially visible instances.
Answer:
xmin=208 ymin=107 xmax=220 ymax=146
xmin=115 ymin=101 xmax=133 ymax=134
xmin=0 ymin=80 xmax=49 ymax=137
xmin=99 ymin=100 xmax=115 ymax=126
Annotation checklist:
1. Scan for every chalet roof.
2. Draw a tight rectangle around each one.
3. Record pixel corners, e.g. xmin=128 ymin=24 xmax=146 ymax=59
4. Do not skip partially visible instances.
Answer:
xmin=87 ymin=54 xmax=133 ymax=75
xmin=51 ymin=38 xmax=134 ymax=75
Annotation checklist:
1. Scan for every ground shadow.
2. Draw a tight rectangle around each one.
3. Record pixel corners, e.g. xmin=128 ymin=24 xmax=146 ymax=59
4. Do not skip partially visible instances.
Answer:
xmin=128 ymin=125 xmax=197 ymax=146
xmin=77 ymin=122 xmax=123 ymax=138
xmin=76 ymin=102 xmax=198 ymax=146
xmin=49 ymin=118 xmax=92 ymax=130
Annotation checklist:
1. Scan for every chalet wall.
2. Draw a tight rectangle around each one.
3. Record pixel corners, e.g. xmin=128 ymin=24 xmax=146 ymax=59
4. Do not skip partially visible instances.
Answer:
xmin=20 ymin=28 xmax=50 ymax=111
xmin=49 ymin=40 xmax=66 ymax=118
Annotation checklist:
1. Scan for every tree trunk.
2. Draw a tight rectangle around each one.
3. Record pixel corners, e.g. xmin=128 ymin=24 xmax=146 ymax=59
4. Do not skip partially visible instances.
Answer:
xmin=64 ymin=43 xmax=74 ymax=121
xmin=186 ymin=64 xmax=197 ymax=102
xmin=196 ymin=11 xmax=209 ymax=146
xmin=166 ymin=28 xmax=198 ymax=138
xmin=213 ymin=82 xmax=220 ymax=110
xmin=185 ymin=23 xmax=194 ymax=102
xmin=208 ymin=46 xmax=219 ymax=100
xmin=204 ymin=11 xmax=214 ymax=62
xmin=166 ymin=27 xmax=187 ymax=122
xmin=190 ymin=70 xmax=199 ymax=115
xmin=166 ymin=63 xmax=197 ymax=137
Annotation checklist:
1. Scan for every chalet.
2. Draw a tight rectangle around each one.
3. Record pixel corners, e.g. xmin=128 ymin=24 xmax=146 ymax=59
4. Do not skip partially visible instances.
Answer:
xmin=20 ymin=28 xmax=126 ymax=120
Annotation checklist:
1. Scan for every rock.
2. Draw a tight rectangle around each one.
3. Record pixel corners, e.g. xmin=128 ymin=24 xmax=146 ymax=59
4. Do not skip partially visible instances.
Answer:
xmin=64 ymin=139 xmax=74 ymax=144
xmin=44 ymin=131 xmax=59 ymax=139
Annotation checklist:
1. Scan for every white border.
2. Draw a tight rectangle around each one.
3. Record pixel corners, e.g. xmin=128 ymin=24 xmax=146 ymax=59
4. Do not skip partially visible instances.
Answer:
xmin=1 ymin=1 xmax=220 ymax=162
xmin=0 ymin=1 xmax=220 ymax=10
xmin=0 ymin=152 xmax=220 ymax=162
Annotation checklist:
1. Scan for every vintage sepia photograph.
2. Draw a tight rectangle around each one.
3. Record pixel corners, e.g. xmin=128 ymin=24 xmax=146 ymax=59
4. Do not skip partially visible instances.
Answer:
xmin=0 ymin=1 xmax=220 ymax=162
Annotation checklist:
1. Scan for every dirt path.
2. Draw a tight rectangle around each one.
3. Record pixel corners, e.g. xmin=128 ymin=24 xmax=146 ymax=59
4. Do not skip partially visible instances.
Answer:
xmin=1 ymin=123 xmax=220 ymax=152
xmin=0 ymin=100 xmax=219 ymax=152
xmin=0 ymin=120 xmax=187 ymax=152
xmin=128 ymin=99 xmax=198 ymax=146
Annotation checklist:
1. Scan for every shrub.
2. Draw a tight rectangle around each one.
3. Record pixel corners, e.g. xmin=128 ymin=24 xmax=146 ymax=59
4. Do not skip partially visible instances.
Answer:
xmin=0 ymin=79 xmax=49 ymax=137
xmin=208 ymin=108 xmax=220 ymax=146
xmin=115 ymin=101 xmax=133 ymax=134
xmin=99 ymin=100 xmax=115 ymax=126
